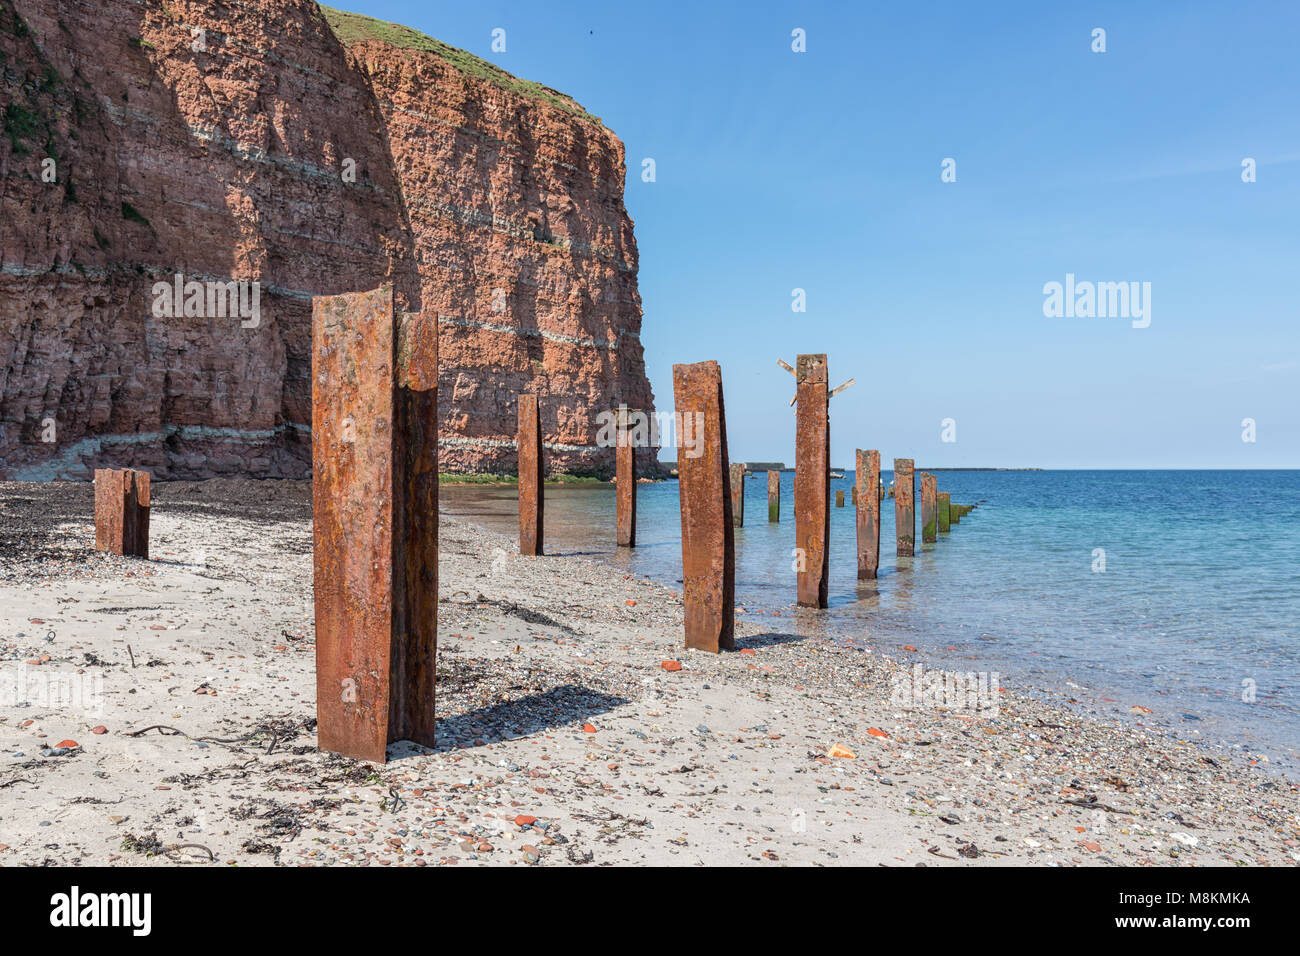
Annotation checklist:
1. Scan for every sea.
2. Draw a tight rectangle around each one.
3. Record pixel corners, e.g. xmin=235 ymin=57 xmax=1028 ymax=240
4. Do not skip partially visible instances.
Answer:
xmin=442 ymin=470 xmax=1300 ymax=775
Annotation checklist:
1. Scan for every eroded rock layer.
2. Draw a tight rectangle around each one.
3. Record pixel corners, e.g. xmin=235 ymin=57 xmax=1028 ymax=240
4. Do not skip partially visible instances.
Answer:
xmin=0 ymin=0 xmax=653 ymax=478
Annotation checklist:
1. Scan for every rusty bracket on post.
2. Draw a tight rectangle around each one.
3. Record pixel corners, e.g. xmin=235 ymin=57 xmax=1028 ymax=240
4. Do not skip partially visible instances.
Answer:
xmin=673 ymin=361 xmax=735 ymax=652
xmin=785 ymin=368 xmax=854 ymax=409
xmin=518 ymin=394 xmax=544 ymax=556
xmin=311 ymin=285 xmax=438 ymax=763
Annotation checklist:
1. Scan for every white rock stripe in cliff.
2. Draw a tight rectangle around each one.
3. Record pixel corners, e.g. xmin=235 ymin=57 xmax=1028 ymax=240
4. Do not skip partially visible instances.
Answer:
xmin=437 ymin=315 xmax=638 ymax=352
xmin=15 ymin=429 xmax=612 ymax=480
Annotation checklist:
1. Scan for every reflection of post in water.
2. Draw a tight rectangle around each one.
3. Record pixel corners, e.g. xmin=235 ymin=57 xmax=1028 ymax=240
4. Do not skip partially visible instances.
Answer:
xmin=889 ymin=548 xmax=918 ymax=612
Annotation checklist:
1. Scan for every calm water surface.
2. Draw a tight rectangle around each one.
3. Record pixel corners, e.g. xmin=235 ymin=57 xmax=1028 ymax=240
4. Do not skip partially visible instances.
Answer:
xmin=443 ymin=470 xmax=1300 ymax=773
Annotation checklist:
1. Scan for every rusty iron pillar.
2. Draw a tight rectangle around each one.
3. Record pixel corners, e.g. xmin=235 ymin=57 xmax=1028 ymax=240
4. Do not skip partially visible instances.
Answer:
xmin=767 ymin=469 xmax=780 ymax=522
xmin=921 ymin=472 xmax=938 ymax=543
xmin=311 ymin=285 xmax=438 ymax=763
xmin=616 ymin=409 xmax=636 ymax=547
xmin=836 ymin=489 xmax=845 ymax=507
xmin=94 ymin=468 xmax=150 ymax=558
xmin=851 ymin=485 xmax=857 ymax=505
xmin=673 ymin=361 xmax=735 ymax=652
xmin=938 ymin=491 xmax=951 ymax=533
xmin=795 ymin=354 xmax=830 ymax=608
xmin=518 ymin=393 xmax=544 ymax=556
xmin=894 ymin=458 xmax=915 ymax=556
xmin=730 ymin=463 xmax=745 ymax=526
xmin=856 ymin=449 xmax=880 ymax=579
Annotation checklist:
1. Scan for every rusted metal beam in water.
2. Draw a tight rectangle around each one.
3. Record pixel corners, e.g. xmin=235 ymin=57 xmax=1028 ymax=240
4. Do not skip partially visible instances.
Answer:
xmin=921 ymin=472 xmax=937 ymax=543
xmin=794 ymin=354 xmax=830 ymax=608
xmin=938 ymin=491 xmax=951 ymax=533
xmin=311 ymin=285 xmax=438 ymax=763
xmin=616 ymin=409 xmax=636 ymax=547
xmin=93 ymin=468 xmax=150 ymax=558
xmin=836 ymin=489 xmax=845 ymax=507
xmin=518 ymin=393 xmax=544 ymax=556
xmin=894 ymin=458 xmax=915 ymax=556
xmin=856 ymin=449 xmax=880 ymax=579
xmin=768 ymin=469 xmax=780 ymax=522
xmin=730 ymin=463 xmax=745 ymax=527
xmin=673 ymin=361 xmax=735 ymax=652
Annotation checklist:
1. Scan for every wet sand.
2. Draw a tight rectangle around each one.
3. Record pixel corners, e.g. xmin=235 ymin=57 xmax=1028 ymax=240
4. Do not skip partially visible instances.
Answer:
xmin=1 ymin=480 xmax=1297 ymax=866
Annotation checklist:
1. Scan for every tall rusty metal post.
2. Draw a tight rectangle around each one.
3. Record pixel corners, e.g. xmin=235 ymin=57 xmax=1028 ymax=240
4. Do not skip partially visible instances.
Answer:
xmin=616 ymin=408 xmax=636 ymax=547
xmin=938 ymin=490 xmax=951 ymax=533
xmin=777 ymin=354 xmax=853 ymax=609
xmin=921 ymin=472 xmax=938 ymax=543
xmin=518 ymin=393 xmax=544 ymax=556
xmin=312 ymin=285 xmax=438 ymax=763
xmin=94 ymin=468 xmax=150 ymax=558
xmin=673 ymin=361 xmax=735 ymax=653
xmin=794 ymin=355 xmax=830 ymax=607
xmin=894 ymin=458 xmax=915 ymax=556
xmin=730 ymin=462 xmax=745 ymax=527
xmin=767 ymin=469 xmax=780 ymax=522
xmin=856 ymin=449 xmax=880 ymax=579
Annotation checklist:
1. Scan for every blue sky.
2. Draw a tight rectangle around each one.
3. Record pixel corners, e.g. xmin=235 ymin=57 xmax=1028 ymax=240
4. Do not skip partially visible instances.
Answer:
xmin=341 ymin=1 xmax=1299 ymax=468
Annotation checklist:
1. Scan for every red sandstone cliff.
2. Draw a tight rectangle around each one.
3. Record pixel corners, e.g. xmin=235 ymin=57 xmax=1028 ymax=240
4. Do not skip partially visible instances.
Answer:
xmin=0 ymin=1 xmax=654 ymax=479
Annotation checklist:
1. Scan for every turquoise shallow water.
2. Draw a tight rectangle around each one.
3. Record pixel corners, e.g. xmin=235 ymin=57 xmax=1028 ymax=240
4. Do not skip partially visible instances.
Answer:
xmin=443 ymin=470 xmax=1300 ymax=774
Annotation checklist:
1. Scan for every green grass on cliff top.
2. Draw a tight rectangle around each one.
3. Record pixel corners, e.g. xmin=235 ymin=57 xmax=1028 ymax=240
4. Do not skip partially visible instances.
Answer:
xmin=319 ymin=5 xmax=602 ymax=125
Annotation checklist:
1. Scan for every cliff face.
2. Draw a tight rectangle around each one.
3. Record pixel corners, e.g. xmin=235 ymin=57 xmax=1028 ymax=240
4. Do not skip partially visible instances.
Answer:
xmin=0 ymin=0 xmax=653 ymax=479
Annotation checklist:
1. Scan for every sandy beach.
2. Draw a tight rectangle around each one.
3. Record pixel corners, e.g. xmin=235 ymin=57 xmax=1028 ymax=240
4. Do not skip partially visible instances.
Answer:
xmin=1 ymin=479 xmax=1297 ymax=867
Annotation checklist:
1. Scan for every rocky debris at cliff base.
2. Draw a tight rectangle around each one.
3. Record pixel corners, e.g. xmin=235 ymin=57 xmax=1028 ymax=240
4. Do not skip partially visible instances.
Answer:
xmin=0 ymin=480 xmax=1297 ymax=867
